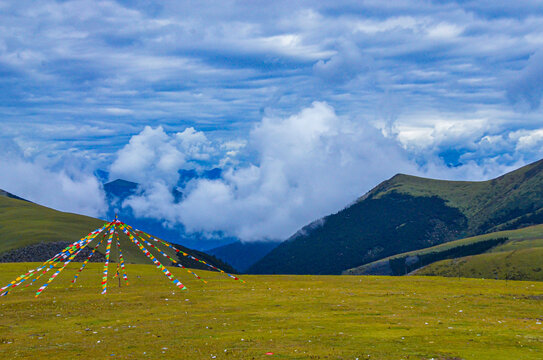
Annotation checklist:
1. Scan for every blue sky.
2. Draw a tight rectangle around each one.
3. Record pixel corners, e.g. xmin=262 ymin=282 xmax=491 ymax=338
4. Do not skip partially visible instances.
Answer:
xmin=1 ymin=1 xmax=543 ymax=241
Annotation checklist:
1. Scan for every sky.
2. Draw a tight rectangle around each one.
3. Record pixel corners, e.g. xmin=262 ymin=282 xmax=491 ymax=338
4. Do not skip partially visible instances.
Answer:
xmin=1 ymin=0 xmax=543 ymax=243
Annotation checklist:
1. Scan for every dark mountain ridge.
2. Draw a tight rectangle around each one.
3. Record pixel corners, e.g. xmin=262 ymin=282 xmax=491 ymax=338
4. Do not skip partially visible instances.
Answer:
xmin=207 ymin=240 xmax=280 ymax=272
xmin=249 ymin=159 xmax=543 ymax=275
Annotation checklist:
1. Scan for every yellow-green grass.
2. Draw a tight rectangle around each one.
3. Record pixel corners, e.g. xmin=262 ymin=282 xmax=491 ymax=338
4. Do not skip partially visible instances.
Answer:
xmin=0 ymin=196 xmax=105 ymax=254
xmin=1 ymin=263 xmax=543 ymax=359
xmin=345 ymin=224 xmax=543 ymax=277
xmin=416 ymin=248 xmax=543 ymax=281
xmin=407 ymin=224 xmax=543 ymax=259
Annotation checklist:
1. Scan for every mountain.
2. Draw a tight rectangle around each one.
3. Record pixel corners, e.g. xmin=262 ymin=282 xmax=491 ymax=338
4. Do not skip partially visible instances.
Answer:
xmin=0 ymin=191 xmax=235 ymax=273
xmin=344 ymin=223 xmax=543 ymax=280
xmin=248 ymin=159 xmax=543 ymax=275
xmin=101 ymin=168 xmax=232 ymax=251
xmin=207 ymin=241 xmax=280 ymax=272
xmin=411 ymin=224 xmax=543 ymax=281
xmin=0 ymin=190 xmax=104 ymax=255
xmin=104 ymin=179 xmax=139 ymax=200
xmin=0 ymin=189 xmax=30 ymax=202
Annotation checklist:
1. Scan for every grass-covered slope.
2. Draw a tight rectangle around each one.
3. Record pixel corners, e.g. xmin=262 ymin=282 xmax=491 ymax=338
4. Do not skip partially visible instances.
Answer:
xmin=0 ymin=194 xmax=105 ymax=255
xmin=405 ymin=224 xmax=543 ymax=280
xmin=370 ymin=158 xmax=543 ymax=234
xmin=416 ymin=248 xmax=543 ymax=281
xmin=250 ymin=159 xmax=543 ymax=275
xmin=250 ymin=193 xmax=467 ymax=275
xmin=2 ymin=263 xmax=543 ymax=359
xmin=0 ymin=192 xmax=235 ymax=272
xmin=345 ymin=224 xmax=543 ymax=279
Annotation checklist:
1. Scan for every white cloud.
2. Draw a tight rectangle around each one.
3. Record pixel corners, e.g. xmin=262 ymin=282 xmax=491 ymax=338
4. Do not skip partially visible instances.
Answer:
xmin=422 ymin=156 xmax=524 ymax=182
xmin=393 ymin=114 xmax=491 ymax=151
xmin=109 ymin=125 xmax=213 ymax=186
xmin=112 ymin=102 xmax=543 ymax=242
xmin=104 ymin=107 xmax=134 ymax=115
xmin=510 ymin=128 xmax=543 ymax=160
xmin=426 ymin=22 xmax=463 ymax=40
xmin=516 ymin=129 xmax=543 ymax=150
xmin=175 ymin=127 xmax=215 ymax=161
xmin=0 ymin=144 xmax=106 ymax=217
xmin=124 ymin=102 xmax=417 ymax=240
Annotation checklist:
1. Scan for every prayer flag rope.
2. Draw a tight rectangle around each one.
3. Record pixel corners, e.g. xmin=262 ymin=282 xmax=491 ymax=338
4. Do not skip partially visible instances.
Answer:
xmin=25 ymin=236 xmax=94 ymax=288
xmin=133 ymin=226 xmax=244 ymax=283
xmin=123 ymin=225 xmax=206 ymax=283
xmin=0 ymin=223 xmax=111 ymax=296
xmin=116 ymin=232 xmax=129 ymax=284
xmin=118 ymin=223 xmax=187 ymax=290
xmin=71 ymin=232 xmax=108 ymax=286
xmin=1 ymin=236 xmax=86 ymax=292
xmin=101 ymin=226 xmax=115 ymax=295
xmin=29 ymin=224 xmax=112 ymax=290
xmin=35 ymin=223 xmax=111 ymax=298
xmin=1 ymin=216 xmax=244 ymax=298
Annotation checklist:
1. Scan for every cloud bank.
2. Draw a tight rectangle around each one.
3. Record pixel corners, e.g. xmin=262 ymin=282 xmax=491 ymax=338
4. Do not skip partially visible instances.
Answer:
xmin=115 ymin=100 xmax=543 ymax=242
xmin=0 ymin=141 xmax=106 ymax=217
xmin=2 ymin=1 xmax=543 ymax=241
xmin=109 ymin=126 xmax=213 ymax=186
xmin=1 ymin=0 xmax=543 ymax=166
xmin=119 ymin=102 xmax=409 ymax=240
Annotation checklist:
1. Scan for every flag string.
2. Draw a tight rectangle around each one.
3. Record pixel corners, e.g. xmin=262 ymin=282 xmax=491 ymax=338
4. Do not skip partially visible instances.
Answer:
xmin=0 ymin=223 xmax=111 ymax=296
xmin=118 ymin=223 xmax=187 ymax=290
xmin=131 ymin=226 xmax=244 ymax=283
xmin=100 ymin=226 xmax=116 ymax=295
xmin=35 ymin=223 xmax=112 ymax=298
xmin=0 ymin=217 xmax=244 ymax=298
xmin=123 ymin=225 xmax=206 ymax=283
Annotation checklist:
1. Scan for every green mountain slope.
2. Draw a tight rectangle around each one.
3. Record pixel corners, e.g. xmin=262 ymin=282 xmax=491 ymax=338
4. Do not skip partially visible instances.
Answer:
xmin=398 ymin=224 xmax=543 ymax=281
xmin=0 ymin=191 xmax=235 ymax=272
xmin=249 ymin=159 xmax=543 ymax=275
xmin=345 ymin=224 xmax=543 ymax=279
xmin=416 ymin=248 xmax=543 ymax=281
xmin=0 ymin=194 xmax=104 ymax=254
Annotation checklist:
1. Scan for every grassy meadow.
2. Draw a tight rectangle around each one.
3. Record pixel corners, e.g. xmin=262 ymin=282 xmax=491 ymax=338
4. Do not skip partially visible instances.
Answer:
xmin=0 ymin=196 xmax=104 ymax=254
xmin=1 ymin=263 xmax=543 ymax=359
xmin=347 ymin=224 xmax=543 ymax=280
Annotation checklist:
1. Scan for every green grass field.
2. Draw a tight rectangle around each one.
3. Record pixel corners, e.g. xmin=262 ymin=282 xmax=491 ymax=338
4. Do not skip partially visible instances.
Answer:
xmin=346 ymin=224 xmax=543 ymax=280
xmin=416 ymin=248 xmax=543 ymax=281
xmin=1 ymin=263 xmax=542 ymax=359
xmin=0 ymin=196 xmax=104 ymax=254
xmin=405 ymin=225 xmax=543 ymax=281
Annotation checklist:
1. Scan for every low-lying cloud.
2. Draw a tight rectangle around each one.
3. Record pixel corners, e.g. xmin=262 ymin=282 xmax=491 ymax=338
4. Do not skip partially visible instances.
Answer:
xmin=122 ymin=102 xmax=417 ymax=240
xmin=109 ymin=126 xmax=215 ymax=186
xmin=115 ymin=101 xmax=543 ymax=242
xmin=0 ymin=141 xmax=107 ymax=217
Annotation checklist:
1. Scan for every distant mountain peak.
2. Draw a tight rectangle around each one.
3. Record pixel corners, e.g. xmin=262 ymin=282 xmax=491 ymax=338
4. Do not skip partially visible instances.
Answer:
xmin=249 ymin=158 xmax=543 ymax=275
xmin=105 ymin=179 xmax=139 ymax=187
